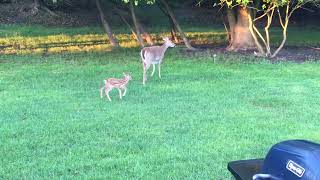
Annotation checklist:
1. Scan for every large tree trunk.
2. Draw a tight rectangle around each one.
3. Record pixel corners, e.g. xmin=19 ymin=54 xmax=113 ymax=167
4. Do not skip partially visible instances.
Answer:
xmin=160 ymin=0 xmax=195 ymax=50
xmin=226 ymin=7 xmax=255 ymax=51
xmin=129 ymin=0 xmax=145 ymax=47
xmin=96 ymin=0 xmax=118 ymax=47
xmin=226 ymin=8 xmax=236 ymax=50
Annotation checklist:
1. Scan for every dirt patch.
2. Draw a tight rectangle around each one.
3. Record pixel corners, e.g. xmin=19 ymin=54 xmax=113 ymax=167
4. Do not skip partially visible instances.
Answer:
xmin=181 ymin=45 xmax=320 ymax=62
xmin=274 ymin=46 xmax=320 ymax=62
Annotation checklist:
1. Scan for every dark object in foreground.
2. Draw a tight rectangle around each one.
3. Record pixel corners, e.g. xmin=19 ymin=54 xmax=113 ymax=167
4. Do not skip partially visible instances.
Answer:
xmin=228 ymin=159 xmax=264 ymax=180
xmin=228 ymin=140 xmax=320 ymax=180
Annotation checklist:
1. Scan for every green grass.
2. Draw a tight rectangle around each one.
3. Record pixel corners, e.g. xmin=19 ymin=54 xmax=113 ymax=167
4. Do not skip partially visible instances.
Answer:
xmin=271 ymin=26 xmax=320 ymax=46
xmin=1 ymin=48 xmax=320 ymax=179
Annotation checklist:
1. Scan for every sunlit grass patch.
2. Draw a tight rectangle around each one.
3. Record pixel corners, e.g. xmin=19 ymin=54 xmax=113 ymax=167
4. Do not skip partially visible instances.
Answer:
xmin=0 ymin=24 xmax=319 ymax=55
xmin=0 ymin=32 xmax=227 ymax=55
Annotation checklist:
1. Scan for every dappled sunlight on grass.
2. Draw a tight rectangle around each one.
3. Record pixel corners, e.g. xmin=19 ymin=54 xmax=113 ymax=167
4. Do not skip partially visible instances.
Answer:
xmin=0 ymin=32 xmax=227 ymax=55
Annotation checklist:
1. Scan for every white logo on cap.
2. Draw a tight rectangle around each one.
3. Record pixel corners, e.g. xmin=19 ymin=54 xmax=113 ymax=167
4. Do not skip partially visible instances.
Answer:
xmin=286 ymin=160 xmax=305 ymax=177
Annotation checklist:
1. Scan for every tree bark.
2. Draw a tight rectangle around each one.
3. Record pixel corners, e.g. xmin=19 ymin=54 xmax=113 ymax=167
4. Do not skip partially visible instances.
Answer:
xmin=96 ymin=0 xmax=119 ymax=47
xmin=171 ymin=28 xmax=179 ymax=43
xmin=271 ymin=6 xmax=290 ymax=58
xmin=226 ymin=8 xmax=236 ymax=50
xmin=113 ymin=6 xmax=153 ymax=45
xmin=157 ymin=2 xmax=179 ymax=43
xmin=160 ymin=0 xmax=195 ymax=50
xmin=248 ymin=13 xmax=265 ymax=55
xmin=113 ymin=8 xmax=138 ymax=40
xmin=226 ymin=7 xmax=256 ymax=51
xmin=138 ymin=24 xmax=154 ymax=45
xmin=129 ymin=0 xmax=145 ymax=47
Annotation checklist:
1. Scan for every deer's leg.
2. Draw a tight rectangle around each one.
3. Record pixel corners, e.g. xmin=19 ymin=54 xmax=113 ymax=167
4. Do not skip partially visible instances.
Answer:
xmin=151 ymin=64 xmax=155 ymax=77
xmin=100 ymin=87 xmax=105 ymax=98
xmin=122 ymin=87 xmax=127 ymax=97
xmin=143 ymin=62 xmax=151 ymax=85
xmin=105 ymin=87 xmax=112 ymax=101
xmin=118 ymin=88 xmax=122 ymax=99
xmin=158 ymin=64 xmax=161 ymax=79
xmin=143 ymin=62 xmax=146 ymax=85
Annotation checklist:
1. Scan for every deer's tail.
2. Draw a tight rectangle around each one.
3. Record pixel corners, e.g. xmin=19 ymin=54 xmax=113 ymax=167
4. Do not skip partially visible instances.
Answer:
xmin=140 ymin=48 xmax=146 ymax=62
xmin=140 ymin=48 xmax=146 ymax=85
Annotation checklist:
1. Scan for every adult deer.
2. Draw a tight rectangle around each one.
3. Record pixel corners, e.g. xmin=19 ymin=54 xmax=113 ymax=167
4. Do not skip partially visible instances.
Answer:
xmin=140 ymin=37 xmax=175 ymax=85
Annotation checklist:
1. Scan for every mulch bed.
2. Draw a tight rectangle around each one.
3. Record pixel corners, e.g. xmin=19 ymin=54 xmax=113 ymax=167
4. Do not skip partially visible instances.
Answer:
xmin=181 ymin=45 xmax=320 ymax=62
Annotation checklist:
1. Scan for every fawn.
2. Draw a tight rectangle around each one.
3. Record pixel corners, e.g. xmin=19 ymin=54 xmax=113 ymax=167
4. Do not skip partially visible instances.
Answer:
xmin=100 ymin=73 xmax=132 ymax=101
xmin=140 ymin=37 xmax=175 ymax=85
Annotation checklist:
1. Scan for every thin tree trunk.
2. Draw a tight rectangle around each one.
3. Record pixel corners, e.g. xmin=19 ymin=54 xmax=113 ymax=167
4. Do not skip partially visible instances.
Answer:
xmin=271 ymin=6 xmax=289 ymax=58
xmin=271 ymin=25 xmax=287 ymax=58
xmin=171 ymin=28 xmax=179 ymax=43
xmin=113 ymin=8 xmax=138 ymax=40
xmin=264 ymin=8 xmax=274 ymax=55
xmin=137 ymin=21 xmax=154 ymax=45
xmin=248 ymin=12 xmax=265 ymax=55
xmin=129 ymin=0 xmax=145 ymax=47
xmin=160 ymin=0 xmax=195 ymax=50
xmin=252 ymin=24 xmax=268 ymax=53
xmin=157 ymin=2 xmax=179 ymax=43
xmin=96 ymin=0 xmax=118 ymax=47
xmin=114 ymin=6 xmax=152 ymax=45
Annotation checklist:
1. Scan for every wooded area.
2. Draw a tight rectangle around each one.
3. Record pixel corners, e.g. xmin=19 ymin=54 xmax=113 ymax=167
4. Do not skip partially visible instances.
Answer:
xmin=1 ymin=0 xmax=319 ymax=57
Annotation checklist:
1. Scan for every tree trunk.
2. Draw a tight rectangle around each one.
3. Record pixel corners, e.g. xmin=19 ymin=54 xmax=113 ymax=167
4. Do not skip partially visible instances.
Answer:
xmin=129 ymin=0 xmax=145 ymax=47
xmin=96 ymin=0 xmax=119 ymax=47
xmin=157 ymin=2 xmax=179 ymax=43
xmin=226 ymin=7 xmax=256 ymax=51
xmin=271 ymin=5 xmax=290 ymax=58
xmin=113 ymin=6 xmax=153 ymax=45
xmin=271 ymin=25 xmax=287 ymax=58
xmin=160 ymin=0 xmax=195 ymax=50
xmin=171 ymin=28 xmax=179 ymax=43
xmin=136 ymin=20 xmax=154 ymax=45
xmin=248 ymin=13 xmax=265 ymax=55
xmin=226 ymin=8 xmax=236 ymax=50
xmin=113 ymin=8 xmax=138 ymax=40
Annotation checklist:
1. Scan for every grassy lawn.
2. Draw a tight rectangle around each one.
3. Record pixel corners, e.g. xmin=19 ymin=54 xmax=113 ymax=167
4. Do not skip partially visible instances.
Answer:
xmin=1 ymin=48 xmax=320 ymax=179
